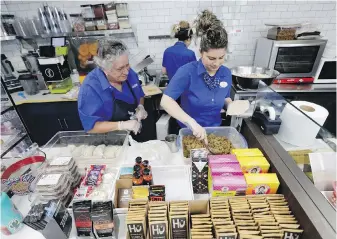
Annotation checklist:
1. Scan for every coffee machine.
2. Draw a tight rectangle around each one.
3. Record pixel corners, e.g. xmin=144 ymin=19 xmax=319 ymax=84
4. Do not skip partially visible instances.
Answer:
xmin=21 ymin=52 xmax=48 ymax=90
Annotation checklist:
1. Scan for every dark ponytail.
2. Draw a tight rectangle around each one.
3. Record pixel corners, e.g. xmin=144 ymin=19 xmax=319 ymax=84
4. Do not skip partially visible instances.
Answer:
xmin=172 ymin=21 xmax=193 ymax=41
xmin=195 ymin=10 xmax=228 ymax=52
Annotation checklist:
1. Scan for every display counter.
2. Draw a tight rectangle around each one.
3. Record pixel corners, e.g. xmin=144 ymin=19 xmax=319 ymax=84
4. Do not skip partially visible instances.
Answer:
xmin=2 ymin=84 xmax=336 ymax=239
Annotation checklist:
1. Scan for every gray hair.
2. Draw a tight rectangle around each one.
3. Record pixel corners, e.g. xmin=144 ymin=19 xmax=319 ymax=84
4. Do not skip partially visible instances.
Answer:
xmin=94 ymin=38 xmax=129 ymax=70
xmin=194 ymin=10 xmax=228 ymax=52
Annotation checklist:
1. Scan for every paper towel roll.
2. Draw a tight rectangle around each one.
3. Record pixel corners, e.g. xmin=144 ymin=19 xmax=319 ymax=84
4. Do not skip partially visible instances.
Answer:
xmin=276 ymin=101 xmax=329 ymax=147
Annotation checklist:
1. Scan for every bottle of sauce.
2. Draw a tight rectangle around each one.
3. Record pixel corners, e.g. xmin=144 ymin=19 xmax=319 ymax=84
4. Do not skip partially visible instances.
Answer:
xmin=143 ymin=168 xmax=152 ymax=186
xmin=135 ymin=157 xmax=142 ymax=165
xmin=132 ymin=172 xmax=143 ymax=186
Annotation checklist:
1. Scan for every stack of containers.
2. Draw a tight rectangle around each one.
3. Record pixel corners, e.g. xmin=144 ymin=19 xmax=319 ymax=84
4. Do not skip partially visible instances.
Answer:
xmin=232 ymin=148 xmax=280 ymax=195
xmin=116 ymin=3 xmax=131 ymax=29
xmin=104 ymin=2 xmax=119 ymax=30
xmin=208 ymin=154 xmax=247 ymax=197
xmin=34 ymin=157 xmax=81 ymax=205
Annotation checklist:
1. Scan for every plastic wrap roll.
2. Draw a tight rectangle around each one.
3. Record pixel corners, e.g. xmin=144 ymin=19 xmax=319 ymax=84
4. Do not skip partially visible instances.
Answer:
xmin=276 ymin=101 xmax=329 ymax=146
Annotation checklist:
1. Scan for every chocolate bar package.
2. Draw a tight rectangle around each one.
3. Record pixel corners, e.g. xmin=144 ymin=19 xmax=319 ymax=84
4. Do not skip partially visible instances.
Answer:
xmin=91 ymin=201 xmax=115 ymax=239
xmin=23 ymin=200 xmax=73 ymax=239
xmin=73 ymin=200 xmax=94 ymax=238
xmin=191 ymin=149 xmax=209 ymax=194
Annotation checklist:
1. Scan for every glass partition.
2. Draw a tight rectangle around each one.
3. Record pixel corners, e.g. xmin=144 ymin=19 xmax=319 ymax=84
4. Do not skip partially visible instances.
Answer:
xmin=255 ymin=81 xmax=336 ymax=210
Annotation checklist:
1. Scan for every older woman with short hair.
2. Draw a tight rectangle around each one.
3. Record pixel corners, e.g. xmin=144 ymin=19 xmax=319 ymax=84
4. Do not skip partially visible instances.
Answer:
xmin=78 ymin=39 xmax=147 ymax=137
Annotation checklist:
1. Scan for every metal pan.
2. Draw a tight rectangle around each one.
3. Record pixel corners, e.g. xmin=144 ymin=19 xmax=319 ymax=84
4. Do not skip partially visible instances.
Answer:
xmin=231 ymin=66 xmax=280 ymax=90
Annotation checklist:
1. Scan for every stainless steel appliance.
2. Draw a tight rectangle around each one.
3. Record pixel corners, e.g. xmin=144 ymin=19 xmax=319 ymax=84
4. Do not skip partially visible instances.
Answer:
xmin=22 ymin=52 xmax=48 ymax=90
xmin=254 ymin=38 xmax=327 ymax=83
xmin=1 ymin=54 xmax=15 ymax=78
xmin=18 ymin=73 xmax=39 ymax=95
xmin=231 ymin=66 xmax=280 ymax=89
xmin=313 ymin=57 xmax=336 ymax=84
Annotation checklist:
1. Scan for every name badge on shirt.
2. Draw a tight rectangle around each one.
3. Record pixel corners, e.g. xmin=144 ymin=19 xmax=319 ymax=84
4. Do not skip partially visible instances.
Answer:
xmin=220 ymin=81 xmax=228 ymax=88
xmin=132 ymin=84 xmax=138 ymax=89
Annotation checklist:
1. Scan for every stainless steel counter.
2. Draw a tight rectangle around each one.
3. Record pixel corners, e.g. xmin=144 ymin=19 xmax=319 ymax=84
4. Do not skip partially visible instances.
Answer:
xmin=232 ymin=83 xmax=337 ymax=94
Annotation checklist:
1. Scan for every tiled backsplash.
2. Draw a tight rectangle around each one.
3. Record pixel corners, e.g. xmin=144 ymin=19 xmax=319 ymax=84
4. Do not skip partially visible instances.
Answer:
xmin=1 ymin=0 xmax=336 ymax=73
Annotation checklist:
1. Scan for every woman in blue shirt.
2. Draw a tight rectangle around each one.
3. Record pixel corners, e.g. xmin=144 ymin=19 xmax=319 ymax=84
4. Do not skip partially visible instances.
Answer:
xmin=161 ymin=10 xmax=232 ymax=143
xmin=78 ymin=39 xmax=148 ymax=137
xmin=162 ymin=21 xmax=196 ymax=80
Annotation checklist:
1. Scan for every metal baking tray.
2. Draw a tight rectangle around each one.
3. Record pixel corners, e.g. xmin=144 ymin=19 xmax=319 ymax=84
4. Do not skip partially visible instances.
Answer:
xmin=42 ymin=131 xmax=129 ymax=166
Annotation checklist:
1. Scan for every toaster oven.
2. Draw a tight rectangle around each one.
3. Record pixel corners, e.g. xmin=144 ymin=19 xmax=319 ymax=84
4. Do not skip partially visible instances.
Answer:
xmin=254 ymin=38 xmax=327 ymax=79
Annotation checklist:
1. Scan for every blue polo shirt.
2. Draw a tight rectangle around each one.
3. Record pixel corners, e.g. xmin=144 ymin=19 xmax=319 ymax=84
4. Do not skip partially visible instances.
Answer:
xmin=162 ymin=41 xmax=196 ymax=80
xmin=78 ymin=67 xmax=145 ymax=131
xmin=164 ymin=60 xmax=232 ymax=127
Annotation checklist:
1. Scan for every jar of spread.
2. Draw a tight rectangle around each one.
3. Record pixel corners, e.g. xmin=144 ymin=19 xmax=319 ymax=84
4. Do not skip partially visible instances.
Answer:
xmin=135 ymin=157 xmax=142 ymax=165
xmin=142 ymin=160 xmax=149 ymax=168
xmin=143 ymin=168 xmax=152 ymax=185
xmin=132 ymin=172 xmax=143 ymax=186
xmin=133 ymin=165 xmax=141 ymax=174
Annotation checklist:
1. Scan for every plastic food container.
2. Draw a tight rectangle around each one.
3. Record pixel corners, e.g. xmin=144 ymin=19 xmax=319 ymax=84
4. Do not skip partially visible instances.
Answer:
xmin=81 ymin=4 xmax=95 ymax=18
xmin=84 ymin=18 xmax=96 ymax=31
xmin=179 ymin=127 xmax=248 ymax=158
xmin=93 ymin=4 xmax=105 ymax=18
xmin=95 ymin=18 xmax=107 ymax=30
xmin=70 ymin=14 xmax=85 ymax=32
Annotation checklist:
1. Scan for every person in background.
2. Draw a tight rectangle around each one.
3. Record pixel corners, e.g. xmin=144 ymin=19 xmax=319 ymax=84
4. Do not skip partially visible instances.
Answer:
xmin=162 ymin=21 xmax=196 ymax=80
xmin=160 ymin=10 xmax=233 ymax=142
xmin=78 ymin=39 xmax=148 ymax=140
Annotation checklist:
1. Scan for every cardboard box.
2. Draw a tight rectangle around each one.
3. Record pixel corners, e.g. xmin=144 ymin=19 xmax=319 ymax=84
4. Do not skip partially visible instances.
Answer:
xmin=237 ymin=156 xmax=270 ymax=173
xmin=208 ymin=174 xmax=247 ymax=197
xmin=245 ymin=173 xmax=280 ymax=195
xmin=231 ymin=148 xmax=263 ymax=157
xmin=114 ymin=179 xmax=133 ymax=209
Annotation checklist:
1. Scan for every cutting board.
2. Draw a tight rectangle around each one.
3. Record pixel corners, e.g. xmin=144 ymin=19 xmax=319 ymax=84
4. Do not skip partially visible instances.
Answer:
xmin=142 ymin=84 xmax=162 ymax=96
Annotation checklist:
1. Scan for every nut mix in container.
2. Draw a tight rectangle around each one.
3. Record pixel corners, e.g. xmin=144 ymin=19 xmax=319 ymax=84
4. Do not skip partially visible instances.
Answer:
xmin=183 ymin=134 xmax=234 ymax=157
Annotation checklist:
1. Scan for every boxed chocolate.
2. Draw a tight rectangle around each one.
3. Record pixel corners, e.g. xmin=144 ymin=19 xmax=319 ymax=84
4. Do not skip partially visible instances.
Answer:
xmin=191 ymin=149 xmax=209 ymax=194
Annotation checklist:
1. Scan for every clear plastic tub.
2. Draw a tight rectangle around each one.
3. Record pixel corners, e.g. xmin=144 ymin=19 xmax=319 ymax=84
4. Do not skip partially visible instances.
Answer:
xmin=179 ymin=127 xmax=248 ymax=158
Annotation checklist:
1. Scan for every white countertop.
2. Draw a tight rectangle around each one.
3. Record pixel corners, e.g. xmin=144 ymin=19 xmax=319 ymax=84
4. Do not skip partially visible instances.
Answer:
xmin=11 ymin=90 xmax=76 ymax=105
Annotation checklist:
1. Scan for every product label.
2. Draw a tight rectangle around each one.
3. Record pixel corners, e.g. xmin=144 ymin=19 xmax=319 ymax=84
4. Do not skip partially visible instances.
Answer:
xmin=219 ymin=236 xmax=236 ymax=239
xmin=283 ymin=231 xmax=302 ymax=239
xmin=37 ymin=174 xmax=62 ymax=186
xmin=150 ymin=222 xmax=167 ymax=239
xmin=170 ymin=217 xmax=187 ymax=239
xmin=50 ymin=157 xmax=72 ymax=166
xmin=2 ymin=173 xmax=36 ymax=195
xmin=127 ymin=223 xmax=145 ymax=239
xmin=253 ymin=185 xmax=270 ymax=195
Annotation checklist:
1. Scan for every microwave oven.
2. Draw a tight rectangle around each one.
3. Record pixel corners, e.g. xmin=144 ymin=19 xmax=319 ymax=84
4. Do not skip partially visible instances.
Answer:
xmin=254 ymin=38 xmax=327 ymax=79
xmin=314 ymin=57 xmax=336 ymax=83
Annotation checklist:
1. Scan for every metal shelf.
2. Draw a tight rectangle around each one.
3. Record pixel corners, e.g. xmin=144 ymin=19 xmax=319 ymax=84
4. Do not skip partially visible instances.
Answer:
xmin=0 ymin=35 xmax=17 ymax=41
xmin=18 ymin=29 xmax=134 ymax=40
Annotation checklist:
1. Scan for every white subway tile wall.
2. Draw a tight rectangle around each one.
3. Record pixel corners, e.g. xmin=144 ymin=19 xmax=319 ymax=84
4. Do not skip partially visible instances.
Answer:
xmin=1 ymin=0 xmax=336 ymax=73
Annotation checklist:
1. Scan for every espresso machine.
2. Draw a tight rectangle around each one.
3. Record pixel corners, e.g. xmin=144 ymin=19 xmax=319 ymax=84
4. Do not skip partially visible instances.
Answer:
xmin=21 ymin=52 xmax=48 ymax=90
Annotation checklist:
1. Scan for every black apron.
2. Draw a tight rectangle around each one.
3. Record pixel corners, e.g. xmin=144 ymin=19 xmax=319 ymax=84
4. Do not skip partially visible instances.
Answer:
xmin=110 ymin=80 xmax=146 ymax=142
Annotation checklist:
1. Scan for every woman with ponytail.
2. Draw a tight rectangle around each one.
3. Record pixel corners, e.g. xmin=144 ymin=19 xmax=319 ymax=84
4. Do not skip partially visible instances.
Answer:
xmin=162 ymin=21 xmax=196 ymax=80
xmin=161 ymin=10 xmax=233 ymax=143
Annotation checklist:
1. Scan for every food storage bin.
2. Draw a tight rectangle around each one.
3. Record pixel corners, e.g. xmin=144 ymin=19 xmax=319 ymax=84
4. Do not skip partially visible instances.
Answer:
xmin=266 ymin=23 xmax=301 ymax=41
xmin=93 ymin=4 xmax=106 ymax=18
xmin=41 ymin=131 xmax=129 ymax=169
xmin=95 ymin=18 xmax=107 ymax=30
xmin=179 ymin=127 xmax=248 ymax=158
